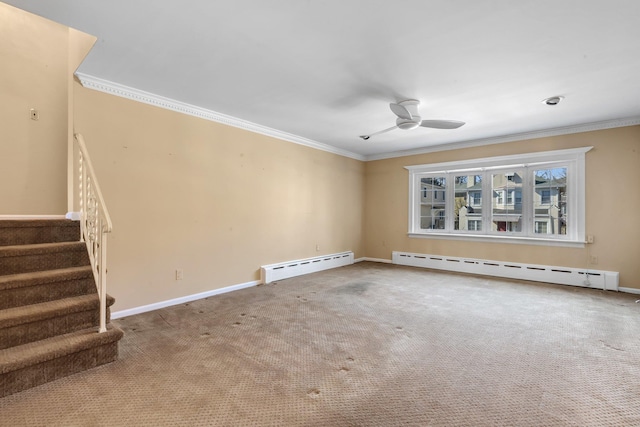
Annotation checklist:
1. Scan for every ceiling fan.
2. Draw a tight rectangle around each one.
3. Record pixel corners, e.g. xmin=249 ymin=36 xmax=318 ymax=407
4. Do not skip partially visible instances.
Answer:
xmin=359 ymin=99 xmax=465 ymax=140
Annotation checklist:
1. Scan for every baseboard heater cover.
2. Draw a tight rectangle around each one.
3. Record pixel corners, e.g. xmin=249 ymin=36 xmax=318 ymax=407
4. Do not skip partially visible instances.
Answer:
xmin=261 ymin=251 xmax=354 ymax=284
xmin=392 ymin=251 xmax=619 ymax=291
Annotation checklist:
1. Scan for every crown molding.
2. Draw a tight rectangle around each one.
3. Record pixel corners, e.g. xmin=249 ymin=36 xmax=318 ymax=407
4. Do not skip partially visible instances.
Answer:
xmin=364 ymin=116 xmax=640 ymax=161
xmin=75 ymin=72 xmax=366 ymax=161
xmin=75 ymin=72 xmax=639 ymax=164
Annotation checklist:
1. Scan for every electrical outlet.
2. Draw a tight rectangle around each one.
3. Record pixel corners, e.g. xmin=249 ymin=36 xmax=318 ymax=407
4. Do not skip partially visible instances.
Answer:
xmin=30 ymin=108 xmax=39 ymax=121
xmin=175 ymin=269 xmax=183 ymax=280
xmin=589 ymin=256 xmax=598 ymax=265
xmin=587 ymin=235 xmax=594 ymax=244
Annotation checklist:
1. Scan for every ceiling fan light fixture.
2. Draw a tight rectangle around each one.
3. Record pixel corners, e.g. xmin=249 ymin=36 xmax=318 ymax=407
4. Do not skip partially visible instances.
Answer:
xmin=542 ymin=95 xmax=564 ymax=106
xmin=396 ymin=118 xmax=421 ymax=130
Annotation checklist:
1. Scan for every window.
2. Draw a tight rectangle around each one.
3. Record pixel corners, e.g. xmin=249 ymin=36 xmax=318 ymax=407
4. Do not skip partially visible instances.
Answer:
xmin=534 ymin=167 xmax=567 ymax=235
xmin=454 ymin=175 xmax=482 ymax=231
xmin=492 ymin=171 xmax=522 ymax=232
xmin=535 ymin=221 xmax=548 ymax=234
xmin=419 ymin=177 xmax=446 ymax=230
xmin=507 ymin=189 xmax=514 ymax=204
xmin=540 ymin=189 xmax=551 ymax=204
xmin=470 ymin=191 xmax=481 ymax=206
xmin=406 ymin=147 xmax=591 ymax=246
xmin=468 ymin=220 xmax=482 ymax=231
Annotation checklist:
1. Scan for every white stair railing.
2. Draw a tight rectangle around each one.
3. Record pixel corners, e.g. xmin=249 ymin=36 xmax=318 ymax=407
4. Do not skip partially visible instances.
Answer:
xmin=73 ymin=133 xmax=112 ymax=333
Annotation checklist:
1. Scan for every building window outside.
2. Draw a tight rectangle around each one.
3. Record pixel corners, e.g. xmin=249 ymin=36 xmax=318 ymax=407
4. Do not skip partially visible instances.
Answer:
xmin=406 ymin=147 xmax=590 ymax=245
xmin=535 ymin=221 xmax=548 ymax=234
xmin=541 ymin=189 xmax=551 ymax=204
xmin=468 ymin=220 xmax=482 ymax=231
xmin=470 ymin=191 xmax=481 ymax=206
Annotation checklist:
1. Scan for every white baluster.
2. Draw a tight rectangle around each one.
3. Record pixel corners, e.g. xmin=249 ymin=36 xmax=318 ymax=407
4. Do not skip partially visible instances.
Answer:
xmin=73 ymin=134 xmax=112 ymax=334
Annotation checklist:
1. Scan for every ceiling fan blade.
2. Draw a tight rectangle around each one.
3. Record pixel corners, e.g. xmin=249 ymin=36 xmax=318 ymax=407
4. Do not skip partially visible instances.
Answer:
xmin=359 ymin=125 xmax=398 ymax=140
xmin=389 ymin=103 xmax=413 ymax=120
xmin=420 ymin=120 xmax=466 ymax=129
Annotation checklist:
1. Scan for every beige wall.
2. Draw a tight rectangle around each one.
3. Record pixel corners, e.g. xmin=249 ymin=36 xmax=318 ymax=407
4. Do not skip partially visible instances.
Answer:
xmin=364 ymin=126 xmax=640 ymax=289
xmin=74 ymin=84 xmax=364 ymax=311
xmin=0 ymin=3 xmax=94 ymax=215
xmin=0 ymin=3 xmax=69 ymax=214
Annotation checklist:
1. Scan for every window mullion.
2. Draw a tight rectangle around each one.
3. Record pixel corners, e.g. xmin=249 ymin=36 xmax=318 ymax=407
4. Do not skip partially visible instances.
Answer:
xmin=521 ymin=167 xmax=533 ymax=237
xmin=481 ymin=171 xmax=491 ymax=234
xmin=410 ymin=174 xmax=420 ymax=233
xmin=446 ymin=173 xmax=455 ymax=231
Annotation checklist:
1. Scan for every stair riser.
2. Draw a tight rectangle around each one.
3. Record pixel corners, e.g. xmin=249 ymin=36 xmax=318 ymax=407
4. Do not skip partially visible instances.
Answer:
xmin=0 ymin=308 xmax=111 ymax=350
xmin=0 ymin=341 xmax=119 ymax=398
xmin=0 ymin=226 xmax=80 ymax=247
xmin=0 ymin=278 xmax=96 ymax=310
xmin=0 ymin=250 xmax=89 ymax=275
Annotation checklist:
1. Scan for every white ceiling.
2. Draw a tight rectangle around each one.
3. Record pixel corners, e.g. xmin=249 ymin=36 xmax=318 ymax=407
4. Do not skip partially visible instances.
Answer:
xmin=6 ymin=0 xmax=640 ymax=159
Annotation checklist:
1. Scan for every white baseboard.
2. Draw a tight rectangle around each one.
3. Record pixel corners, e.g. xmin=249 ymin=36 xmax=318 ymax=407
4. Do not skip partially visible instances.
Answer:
xmin=0 ymin=214 xmax=67 ymax=220
xmin=619 ymin=287 xmax=640 ymax=295
xmin=111 ymin=280 xmax=261 ymax=319
xmin=354 ymin=257 xmax=392 ymax=264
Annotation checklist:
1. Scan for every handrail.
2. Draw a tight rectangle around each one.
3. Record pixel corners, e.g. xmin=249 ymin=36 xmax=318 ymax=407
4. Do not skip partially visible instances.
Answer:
xmin=73 ymin=133 xmax=112 ymax=333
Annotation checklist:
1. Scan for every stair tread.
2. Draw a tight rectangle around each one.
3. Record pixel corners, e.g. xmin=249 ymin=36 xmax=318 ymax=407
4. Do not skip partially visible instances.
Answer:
xmin=0 ymin=241 xmax=86 ymax=257
xmin=0 ymin=219 xmax=77 ymax=229
xmin=0 ymin=325 xmax=123 ymax=374
xmin=0 ymin=266 xmax=93 ymax=290
xmin=0 ymin=294 xmax=114 ymax=328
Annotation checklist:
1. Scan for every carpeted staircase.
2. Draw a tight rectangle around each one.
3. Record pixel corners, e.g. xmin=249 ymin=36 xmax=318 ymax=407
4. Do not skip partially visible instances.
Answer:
xmin=0 ymin=219 xmax=123 ymax=398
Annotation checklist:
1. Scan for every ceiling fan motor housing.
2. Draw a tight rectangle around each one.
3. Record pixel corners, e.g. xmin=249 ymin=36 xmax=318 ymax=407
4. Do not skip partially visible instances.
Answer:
xmin=396 ymin=118 xmax=421 ymax=130
xmin=396 ymin=99 xmax=422 ymax=130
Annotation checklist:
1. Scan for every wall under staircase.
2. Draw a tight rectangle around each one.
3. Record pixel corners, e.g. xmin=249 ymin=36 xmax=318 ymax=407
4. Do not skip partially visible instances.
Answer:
xmin=0 ymin=219 xmax=123 ymax=398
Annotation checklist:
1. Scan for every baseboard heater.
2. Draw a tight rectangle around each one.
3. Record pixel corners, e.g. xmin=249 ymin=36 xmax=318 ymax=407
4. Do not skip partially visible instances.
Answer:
xmin=261 ymin=251 xmax=354 ymax=284
xmin=392 ymin=251 xmax=619 ymax=291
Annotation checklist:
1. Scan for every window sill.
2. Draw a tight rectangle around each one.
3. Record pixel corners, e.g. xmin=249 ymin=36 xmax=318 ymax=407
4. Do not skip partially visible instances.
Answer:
xmin=407 ymin=232 xmax=585 ymax=248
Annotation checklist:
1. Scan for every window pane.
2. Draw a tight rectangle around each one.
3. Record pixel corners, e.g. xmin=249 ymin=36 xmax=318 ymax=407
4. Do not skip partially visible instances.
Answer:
xmin=420 ymin=177 xmax=446 ymax=230
xmin=492 ymin=172 xmax=522 ymax=232
xmin=454 ymin=175 xmax=482 ymax=231
xmin=533 ymin=168 xmax=567 ymax=235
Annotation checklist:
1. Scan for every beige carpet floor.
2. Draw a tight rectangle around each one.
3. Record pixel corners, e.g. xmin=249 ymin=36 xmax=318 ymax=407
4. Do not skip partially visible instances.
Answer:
xmin=1 ymin=262 xmax=639 ymax=426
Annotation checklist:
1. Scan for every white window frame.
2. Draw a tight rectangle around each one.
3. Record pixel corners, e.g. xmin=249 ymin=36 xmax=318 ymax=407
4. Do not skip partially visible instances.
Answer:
xmin=405 ymin=147 xmax=591 ymax=247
